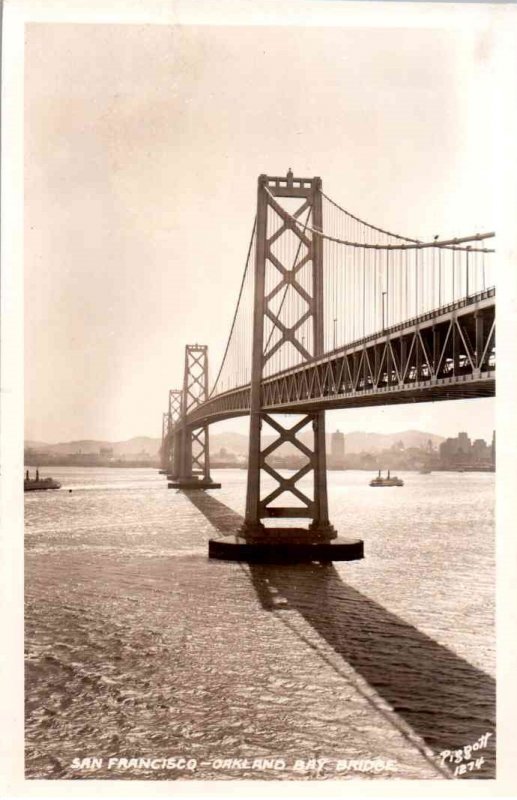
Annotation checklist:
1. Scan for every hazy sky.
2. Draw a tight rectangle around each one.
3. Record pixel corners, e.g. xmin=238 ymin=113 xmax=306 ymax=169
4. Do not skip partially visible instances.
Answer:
xmin=24 ymin=21 xmax=497 ymax=443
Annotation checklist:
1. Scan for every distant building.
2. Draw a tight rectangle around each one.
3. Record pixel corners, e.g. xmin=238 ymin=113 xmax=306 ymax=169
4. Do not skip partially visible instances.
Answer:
xmin=438 ymin=430 xmax=495 ymax=470
xmin=214 ymin=447 xmax=237 ymax=464
xmin=471 ymin=439 xmax=489 ymax=462
xmin=440 ymin=431 xmax=471 ymax=461
xmin=329 ymin=430 xmax=345 ymax=468
xmin=457 ymin=432 xmax=471 ymax=454
xmin=439 ymin=438 xmax=459 ymax=460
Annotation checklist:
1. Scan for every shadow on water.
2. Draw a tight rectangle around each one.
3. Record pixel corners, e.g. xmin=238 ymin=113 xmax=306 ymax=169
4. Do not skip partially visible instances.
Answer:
xmin=186 ymin=490 xmax=496 ymax=779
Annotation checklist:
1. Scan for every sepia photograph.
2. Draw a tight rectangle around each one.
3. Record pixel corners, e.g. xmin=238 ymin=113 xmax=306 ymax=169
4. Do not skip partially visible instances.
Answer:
xmin=2 ymin=0 xmax=517 ymax=797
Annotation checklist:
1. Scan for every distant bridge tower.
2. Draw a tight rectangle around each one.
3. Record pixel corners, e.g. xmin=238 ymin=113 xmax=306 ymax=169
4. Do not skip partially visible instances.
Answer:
xmin=168 ymin=345 xmax=221 ymax=489
xmin=159 ymin=411 xmax=170 ymax=473
xmin=159 ymin=390 xmax=182 ymax=474
xmin=229 ymin=172 xmax=362 ymax=560
xmin=166 ymin=389 xmax=183 ymax=474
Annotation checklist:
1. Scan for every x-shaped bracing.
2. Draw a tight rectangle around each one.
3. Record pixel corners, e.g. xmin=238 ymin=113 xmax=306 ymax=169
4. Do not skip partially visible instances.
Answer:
xmin=263 ymin=197 xmax=315 ymax=365
xmin=259 ymin=414 xmax=315 ymax=518
xmin=191 ymin=427 xmax=208 ymax=475
xmin=169 ymin=389 xmax=183 ymax=425
xmin=185 ymin=348 xmax=208 ymax=414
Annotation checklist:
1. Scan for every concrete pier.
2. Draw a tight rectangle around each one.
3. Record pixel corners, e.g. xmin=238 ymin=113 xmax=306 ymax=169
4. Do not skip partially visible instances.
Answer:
xmin=209 ymin=534 xmax=364 ymax=563
xmin=168 ymin=479 xmax=222 ymax=490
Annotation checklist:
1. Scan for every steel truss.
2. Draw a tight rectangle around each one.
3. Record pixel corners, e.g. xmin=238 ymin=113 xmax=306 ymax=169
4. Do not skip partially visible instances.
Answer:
xmin=183 ymin=289 xmax=495 ymax=426
xmin=261 ymin=292 xmax=495 ymax=409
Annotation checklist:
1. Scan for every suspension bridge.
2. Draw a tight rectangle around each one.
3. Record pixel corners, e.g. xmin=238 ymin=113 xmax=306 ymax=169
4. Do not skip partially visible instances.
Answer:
xmin=159 ymin=171 xmax=496 ymax=562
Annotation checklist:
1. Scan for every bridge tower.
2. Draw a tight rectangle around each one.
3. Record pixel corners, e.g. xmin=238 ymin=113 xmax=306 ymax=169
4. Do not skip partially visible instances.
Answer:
xmin=201 ymin=171 xmax=362 ymax=561
xmin=168 ymin=345 xmax=221 ymax=490
xmin=241 ymin=171 xmax=334 ymax=543
xmin=210 ymin=172 xmax=363 ymax=559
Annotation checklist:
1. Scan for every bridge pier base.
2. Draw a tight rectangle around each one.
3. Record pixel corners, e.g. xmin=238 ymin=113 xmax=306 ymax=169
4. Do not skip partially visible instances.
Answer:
xmin=208 ymin=534 xmax=363 ymax=563
xmin=238 ymin=522 xmax=336 ymax=544
xmin=211 ymin=518 xmax=361 ymax=563
xmin=168 ymin=478 xmax=221 ymax=490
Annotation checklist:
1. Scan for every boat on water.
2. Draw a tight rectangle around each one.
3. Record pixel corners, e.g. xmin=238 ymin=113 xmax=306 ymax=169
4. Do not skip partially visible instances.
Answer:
xmin=24 ymin=469 xmax=61 ymax=492
xmin=369 ymin=469 xmax=404 ymax=487
xmin=419 ymin=467 xmax=432 ymax=474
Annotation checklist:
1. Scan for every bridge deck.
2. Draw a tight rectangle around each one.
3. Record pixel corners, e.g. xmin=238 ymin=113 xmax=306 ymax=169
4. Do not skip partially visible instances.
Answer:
xmin=178 ymin=289 xmax=495 ymax=429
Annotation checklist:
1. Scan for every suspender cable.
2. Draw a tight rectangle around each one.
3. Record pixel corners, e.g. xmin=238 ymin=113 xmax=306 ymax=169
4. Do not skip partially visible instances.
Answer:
xmin=386 ymin=250 xmax=390 ymax=328
xmin=452 ymin=248 xmax=456 ymax=301
xmin=362 ymin=246 xmax=366 ymax=337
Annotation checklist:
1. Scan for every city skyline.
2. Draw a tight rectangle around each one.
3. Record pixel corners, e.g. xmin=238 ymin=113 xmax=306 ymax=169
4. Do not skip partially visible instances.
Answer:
xmin=25 ymin=415 xmax=495 ymax=451
xmin=24 ymin=425 xmax=495 ymax=474
xmin=25 ymin=399 xmax=494 ymax=450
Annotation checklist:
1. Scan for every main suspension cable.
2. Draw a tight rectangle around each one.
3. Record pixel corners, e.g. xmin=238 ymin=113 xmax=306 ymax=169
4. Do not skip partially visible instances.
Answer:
xmin=265 ymin=187 xmax=495 ymax=253
xmin=322 ymin=191 xmax=422 ymax=243
xmin=209 ymin=218 xmax=256 ymax=397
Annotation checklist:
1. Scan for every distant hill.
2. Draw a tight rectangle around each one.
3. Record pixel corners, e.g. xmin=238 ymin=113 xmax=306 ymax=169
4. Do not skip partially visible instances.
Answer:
xmin=25 ymin=429 xmax=444 ymax=457
xmin=24 ymin=437 xmax=162 ymax=456
xmin=24 ymin=441 xmax=52 ymax=451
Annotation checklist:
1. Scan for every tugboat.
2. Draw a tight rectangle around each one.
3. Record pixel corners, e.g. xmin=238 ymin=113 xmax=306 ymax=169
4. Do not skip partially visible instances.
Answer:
xmin=24 ymin=469 xmax=61 ymax=492
xmin=369 ymin=469 xmax=404 ymax=487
